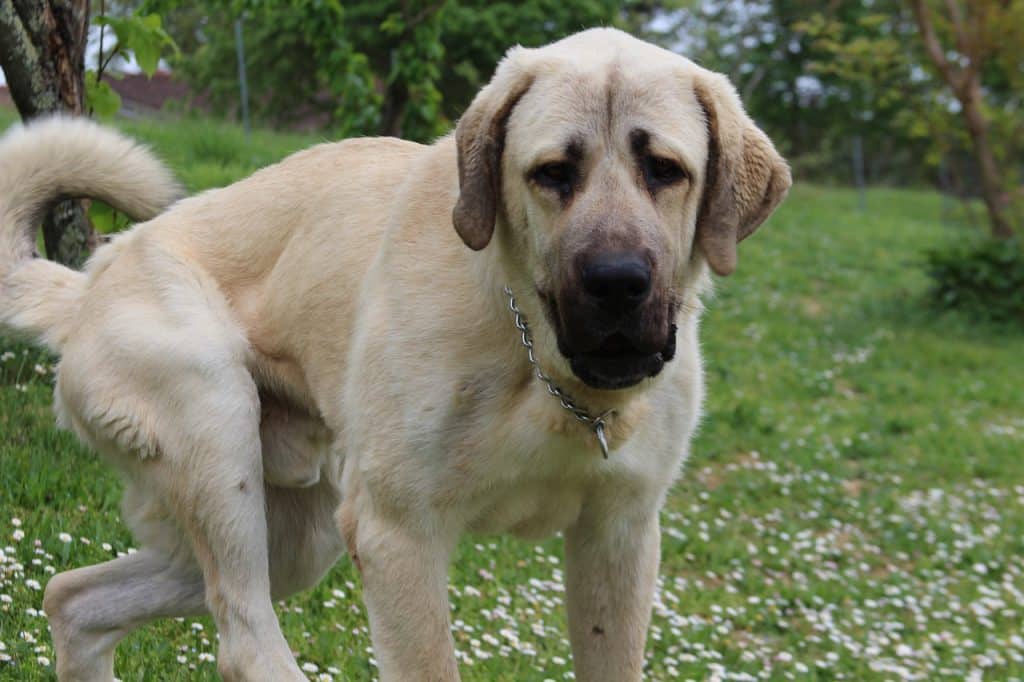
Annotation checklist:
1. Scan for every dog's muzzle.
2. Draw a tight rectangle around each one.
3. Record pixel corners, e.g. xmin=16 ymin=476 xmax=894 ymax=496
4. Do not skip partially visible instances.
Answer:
xmin=545 ymin=251 xmax=678 ymax=390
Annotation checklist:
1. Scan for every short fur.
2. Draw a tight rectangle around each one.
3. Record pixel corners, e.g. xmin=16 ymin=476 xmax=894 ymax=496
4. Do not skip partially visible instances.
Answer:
xmin=0 ymin=29 xmax=789 ymax=682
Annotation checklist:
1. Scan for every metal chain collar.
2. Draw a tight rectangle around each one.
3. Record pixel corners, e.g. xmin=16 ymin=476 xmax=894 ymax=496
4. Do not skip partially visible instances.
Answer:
xmin=503 ymin=286 xmax=614 ymax=458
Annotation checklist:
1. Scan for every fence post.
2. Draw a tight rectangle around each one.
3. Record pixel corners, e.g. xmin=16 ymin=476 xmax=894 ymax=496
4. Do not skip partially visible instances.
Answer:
xmin=939 ymin=158 xmax=952 ymax=225
xmin=852 ymin=134 xmax=866 ymax=212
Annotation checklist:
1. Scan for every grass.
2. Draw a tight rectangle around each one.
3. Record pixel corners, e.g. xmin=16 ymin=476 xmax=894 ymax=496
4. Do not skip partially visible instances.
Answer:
xmin=0 ymin=106 xmax=323 ymax=194
xmin=2 ymin=108 xmax=1023 ymax=681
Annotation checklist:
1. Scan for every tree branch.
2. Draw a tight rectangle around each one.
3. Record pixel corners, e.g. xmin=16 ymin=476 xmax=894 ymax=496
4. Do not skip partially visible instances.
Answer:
xmin=908 ymin=0 xmax=964 ymax=95
xmin=95 ymin=0 xmax=104 ymax=83
xmin=403 ymin=0 xmax=445 ymax=34
xmin=944 ymin=0 xmax=968 ymax=54
xmin=97 ymin=44 xmax=120 ymax=78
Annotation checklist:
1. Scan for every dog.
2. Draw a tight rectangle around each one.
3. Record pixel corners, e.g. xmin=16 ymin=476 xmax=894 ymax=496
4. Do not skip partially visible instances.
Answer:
xmin=0 ymin=28 xmax=789 ymax=681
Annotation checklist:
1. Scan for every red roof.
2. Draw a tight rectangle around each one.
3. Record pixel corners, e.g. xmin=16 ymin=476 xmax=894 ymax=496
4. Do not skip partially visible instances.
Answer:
xmin=106 ymin=70 xmax=197 ymax=111
xmin=0 ymin=70 xmax=202 ymax=114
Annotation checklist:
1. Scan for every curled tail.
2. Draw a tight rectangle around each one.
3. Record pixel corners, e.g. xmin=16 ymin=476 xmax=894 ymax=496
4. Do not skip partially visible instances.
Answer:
xmin=0 ymin=116 xmax=181 ymax=350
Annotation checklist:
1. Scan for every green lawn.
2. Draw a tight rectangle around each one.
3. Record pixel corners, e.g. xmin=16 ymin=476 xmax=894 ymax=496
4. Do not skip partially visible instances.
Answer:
xmin=1 ymin=108 xmax=1022 ymax=681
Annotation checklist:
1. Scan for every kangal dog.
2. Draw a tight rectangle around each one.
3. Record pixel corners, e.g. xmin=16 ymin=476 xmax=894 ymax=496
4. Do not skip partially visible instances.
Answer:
xmin=0 ymin=28 xmax=789 ymax=682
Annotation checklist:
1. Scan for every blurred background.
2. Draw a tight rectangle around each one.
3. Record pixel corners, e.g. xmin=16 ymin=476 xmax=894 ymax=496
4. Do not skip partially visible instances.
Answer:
xmin=0 ymin=0 xmax=1021 ymax=315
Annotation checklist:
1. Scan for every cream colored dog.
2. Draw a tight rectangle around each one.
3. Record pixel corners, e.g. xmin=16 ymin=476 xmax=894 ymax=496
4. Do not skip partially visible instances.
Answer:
xmin=0 ymin=28 xmax=789 ymax=682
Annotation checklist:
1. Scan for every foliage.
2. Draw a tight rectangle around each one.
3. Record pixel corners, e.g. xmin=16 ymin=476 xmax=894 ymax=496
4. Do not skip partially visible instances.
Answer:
xmin=905 ymin=0 xmax=1024 ymax=239
xmin=3 ymin=114 xmax=1024 ymax=680
xmin=149 ymin=0 xmax=385 ymax=137
xmin=97 ymin=13 xmax=177 ymax=77
xmin=663 ymin=1 xmax=877 ymax=161
xmin=349 ymin=0 xmax=448 ymax=139
xmin=80 ymin=0 xmax=1023 ymax=200
xmin=793 ymin=6 xmax=940 ymax=162
xmin=78 ymin=7 xmax=179 ymax=233
xmin=792 ymin=0 xmax=1024 ymax=237
xmin=144 ymin=0 xmax=635 ymax=140
xmin=436 ymin=0 xmax=632 ymax=122
xmin=85 ymin=10 xmax=178 ymax=118
xmin=659 ymin=0 xmax=1024 ymax=205
xmin=926 ymin=236 xmax=1024 ymax=323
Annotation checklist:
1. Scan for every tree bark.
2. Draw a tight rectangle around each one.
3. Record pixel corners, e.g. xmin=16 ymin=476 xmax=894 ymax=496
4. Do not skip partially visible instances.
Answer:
xmin=961 ymin=79 xmax=1014 ymax=239
xmin=0 ymin=0 xmax=94 ymax=267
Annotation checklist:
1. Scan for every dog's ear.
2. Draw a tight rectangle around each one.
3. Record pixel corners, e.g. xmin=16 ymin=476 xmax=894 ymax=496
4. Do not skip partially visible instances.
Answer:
xmin=693 ymin=73 xmax=791 ymax=276
xmin=452 ymin=51 xmax=534 ymax=250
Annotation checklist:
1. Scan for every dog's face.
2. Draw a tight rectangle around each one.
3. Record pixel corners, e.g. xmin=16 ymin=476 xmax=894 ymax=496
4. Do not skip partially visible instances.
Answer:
xmin=453 ymin=29 xmax=791 ymax=391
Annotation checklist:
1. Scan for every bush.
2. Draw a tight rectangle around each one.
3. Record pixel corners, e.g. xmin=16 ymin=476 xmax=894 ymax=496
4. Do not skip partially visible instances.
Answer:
xmin=925 ymin=236 xmax=1024 ymax=322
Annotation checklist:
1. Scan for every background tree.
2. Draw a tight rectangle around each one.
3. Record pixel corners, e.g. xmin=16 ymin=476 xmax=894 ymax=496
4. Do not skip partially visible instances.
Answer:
xmin=908 ymin=0 xmax=1022 ymax=239
xmin=0 ymin=0 xmax=93 ymax=267
xmin=149 ymin=0 xmax=641 ymax=141
xmin=662 ymin=0 xmax=1021 ymax=232
xmin=660 ymin=0 xmax=932 ymax=183
xmin=151 ymin=1 xmax=383 ymax=137
xmin=436 ymin=0 xmax=632 ymax=124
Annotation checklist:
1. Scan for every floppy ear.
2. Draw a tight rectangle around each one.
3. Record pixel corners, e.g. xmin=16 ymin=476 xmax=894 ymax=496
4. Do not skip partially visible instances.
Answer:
xmin=452 ymin=52 xmax=534 ymax=251
xmin=694 ymin=73 xmax=791 ymax=276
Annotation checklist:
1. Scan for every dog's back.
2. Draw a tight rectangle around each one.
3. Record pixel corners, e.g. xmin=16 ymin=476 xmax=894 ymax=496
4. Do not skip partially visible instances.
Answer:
xmin=0 ymin=118 xmax=428 ymax=414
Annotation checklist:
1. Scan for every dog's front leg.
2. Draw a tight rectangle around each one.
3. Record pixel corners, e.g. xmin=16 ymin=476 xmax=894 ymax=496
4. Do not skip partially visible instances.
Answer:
xmin=355 ymin=509 xmax=460 ymax=681
xmin=564 ymin=500 xmax=660 ymax=682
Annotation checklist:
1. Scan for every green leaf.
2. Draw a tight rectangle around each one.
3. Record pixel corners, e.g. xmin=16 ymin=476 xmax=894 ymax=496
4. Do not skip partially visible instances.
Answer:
xmin=98 ymin=13 xmax=178 ymax=78
xmin=133 ymin=38 xmax=161 ymax=77
xmin=380 ymin=13 xmax=405 ymax=36
xmin=88 ymin=201 xmax=131 ymax=235
xmin=85 ymin=76 xmax=121 ymax=118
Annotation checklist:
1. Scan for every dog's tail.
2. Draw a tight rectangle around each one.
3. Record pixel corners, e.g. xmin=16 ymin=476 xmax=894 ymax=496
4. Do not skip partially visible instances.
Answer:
xmin=0 ymin=116 xmax=181 ymax=351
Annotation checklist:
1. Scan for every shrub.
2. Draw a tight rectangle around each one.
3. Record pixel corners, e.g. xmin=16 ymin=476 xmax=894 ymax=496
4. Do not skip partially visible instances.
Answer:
xmin=925 ymin=236 xmax=1024 ymax=323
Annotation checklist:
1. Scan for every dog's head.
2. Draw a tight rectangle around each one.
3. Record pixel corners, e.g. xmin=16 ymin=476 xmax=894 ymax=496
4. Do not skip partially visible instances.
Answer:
xmin=453 ymin=29 xmax=791 ymax=391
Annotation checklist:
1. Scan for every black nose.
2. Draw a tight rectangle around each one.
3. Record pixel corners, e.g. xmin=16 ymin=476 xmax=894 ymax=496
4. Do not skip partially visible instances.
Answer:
xmin=581 ymin=252 xmax=652 ymax=314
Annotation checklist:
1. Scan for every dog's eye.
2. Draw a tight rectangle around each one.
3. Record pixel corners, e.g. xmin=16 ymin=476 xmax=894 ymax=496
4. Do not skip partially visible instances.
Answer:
xmin=532 ymin=162 xmax=576 ymax=194
xmin=644 ymin=156 xmax=687 ymax=188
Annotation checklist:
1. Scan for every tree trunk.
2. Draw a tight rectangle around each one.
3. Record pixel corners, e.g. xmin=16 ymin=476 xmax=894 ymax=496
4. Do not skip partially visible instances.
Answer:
xmin=960 ymin=80 xmax=1014 ymax=239
xmin=379 ymin=80 xmax=409 ymax=138
xmin=0 ymin=0 xmax=94 ymax=268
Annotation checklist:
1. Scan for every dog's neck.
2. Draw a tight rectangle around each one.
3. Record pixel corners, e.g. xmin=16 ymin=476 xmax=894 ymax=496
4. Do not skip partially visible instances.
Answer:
xmin=498 ymin=282 xmax=670 ymax=457
xmin=464 ymin=223 xmax=668 ymax=457
xmin=501 ymin=285 xmax=619 ymax=457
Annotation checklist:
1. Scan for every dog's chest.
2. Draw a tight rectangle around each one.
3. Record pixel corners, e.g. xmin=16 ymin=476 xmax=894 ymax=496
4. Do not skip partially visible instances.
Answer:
xmin=465 ymin=477 xmax=586 ymax=539
xmin=438 ymin=388 xmax=631 ymax=539
xmin=351 ymin=357 xmax=694 ymax=542
xmin=417 ymin=366 xmax=679 ymax=536
xmin=458 ymin=434 xmax=600 ymax=539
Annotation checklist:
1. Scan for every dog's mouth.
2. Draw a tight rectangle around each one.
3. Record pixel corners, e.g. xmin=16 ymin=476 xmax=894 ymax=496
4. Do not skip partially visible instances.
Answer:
xmin=568 ymin=331 xmax=676 ymax=390
xmin=541 ymin=292 xmax=677 ymax=391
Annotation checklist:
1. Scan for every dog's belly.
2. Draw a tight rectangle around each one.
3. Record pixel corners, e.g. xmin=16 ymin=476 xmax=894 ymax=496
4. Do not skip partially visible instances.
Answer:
xmin=266 ymin=480 xmax=345 ymax=599
xmin=260 ymin=391 xmax=332 ymax=488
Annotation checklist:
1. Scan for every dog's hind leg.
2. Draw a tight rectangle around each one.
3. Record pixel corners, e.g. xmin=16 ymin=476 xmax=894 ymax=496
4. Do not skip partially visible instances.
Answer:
xmin=50 ymin=243 xmax=309 ymax=680
xmin=148 ymin=366 xmax=307 ymax=681
xmin=44 ymin=550 xmax=205 ymax=682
